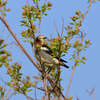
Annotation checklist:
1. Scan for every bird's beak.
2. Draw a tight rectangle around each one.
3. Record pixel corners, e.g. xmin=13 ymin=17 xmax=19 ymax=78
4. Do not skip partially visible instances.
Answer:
xmin=43 ymin=37 xmax=47 ymax=39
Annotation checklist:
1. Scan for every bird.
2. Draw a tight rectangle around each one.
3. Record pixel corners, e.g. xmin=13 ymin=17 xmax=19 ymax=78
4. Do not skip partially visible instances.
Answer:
xmin=34 ymin=35 xmax=69 ymax=69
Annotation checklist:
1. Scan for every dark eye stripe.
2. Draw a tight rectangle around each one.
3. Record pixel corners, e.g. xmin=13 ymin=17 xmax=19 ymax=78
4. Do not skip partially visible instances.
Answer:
xmin=39 ymin=38 xmax=41 ymax=39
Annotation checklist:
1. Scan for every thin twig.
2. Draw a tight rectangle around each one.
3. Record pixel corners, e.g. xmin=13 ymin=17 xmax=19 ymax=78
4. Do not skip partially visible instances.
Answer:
xmin=10 ymin=44 xmax=13 ymax=65
xmin=24 ymin=93 xmax=30 ymax=100
xmin=21 ymin=91 xmax=30 ymax=100
xmin=65 ymin=52 xmax=80 ymax=98
xmin=54 ymin=20 xmax=60 ymax=37
xmin=0 ymin=26 xmax=5 ymax=39
xmin=47 ymin=75 xmax=63 ymax=100
xmin=30 ymin=37 xmax=39 ymax=66
xmin=2 ymin=83 xmax=6 ymax=100
xmin=0 ymin=77 xmax=6 ymax=84
xmin=44 ymin=0 xmax=47 ymax=4
xmin=6 ymin=37 xmax=25 ymax=46
xmin=56 ymin=38 xmax=61 ymax=89
xmin=65 ymin=32 xmax=84 ymax=98
xmin=5 ymin=80 xmax=15 ymax=100
xmin=75 ymin=94 xmax=80 ymax=100
xmin=61 ymin=17 xmax=64 ymax=38
xmin=66 ymin=0 xmax=92 ymax=44
xmin=26 ymin=0 xmax=29 ymax=7
xmin=43 ymin=76 xmax=50 ymax=100
xmin=34 ymin=88 xmax=37 ymax=100
xmin=7 ymin=90 xmax=15 ymax=100
xmin=32 ymin=45 xmax=39 ymax=65
xmin=75 ymin=0 xmax=92 ymax=31
xmin=14 ymin=43 xmax=24 ymax=53
xmin=29 ymin=13 xmax=43 ymax=74
xmin=33 ymin=1 xmax=37 ymax=7
xmin=3 ymin=33 xmax=10 ymax=44
xmin=39 ymin=19 xmax=41 ymax=35
xmin=86 ymin=85 xmax=97 ymax=100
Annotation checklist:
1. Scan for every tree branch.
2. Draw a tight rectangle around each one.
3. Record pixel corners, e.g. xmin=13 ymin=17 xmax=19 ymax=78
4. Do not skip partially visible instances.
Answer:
xmin=39 ymin=19 xmax=41 ymax=35
xmin=0 ymin=25 xmax=5 ymax=39
xmin=0 ymin=16 xmax=41 ymax=71
xmin=65 ymin=32 xmax=84 ymax=98
xmin=66 ymin=0 xmax=92 ymax=44
xmin=61 ymin=17 xmax=64 ymax=37
xmin=3 ymin=33 xmax=10 ymax=44
xmin=86 ymin=85 xmax=97 ymax=100
xmin=65 ymin=1 xmax=93 ymax=97
xmin=5 ymin=80 xmax=15 ymax=100
xmin=43 ymin=76 xmax=50 ymax=100
xmin=26 ymin=0 xmax=29 ymax=7
xmin=47 ymin=75 xmax=63 ymax=100
xmin=54 ymin=20 xmax=60 ymax=37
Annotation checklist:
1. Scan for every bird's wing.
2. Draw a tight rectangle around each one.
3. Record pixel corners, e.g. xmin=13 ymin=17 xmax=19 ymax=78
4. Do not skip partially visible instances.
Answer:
xmin=40 ymin=45 xmax=53 ymax=55
xmin=41 ymin=45 xmax=68 ymax=63
xmin=55 ymin=57 xmax=68 ymax=63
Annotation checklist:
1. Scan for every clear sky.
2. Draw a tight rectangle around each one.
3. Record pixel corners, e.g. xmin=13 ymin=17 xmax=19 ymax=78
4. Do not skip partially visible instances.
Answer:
xmin=0 ymin=0 xmax=100 ymax=100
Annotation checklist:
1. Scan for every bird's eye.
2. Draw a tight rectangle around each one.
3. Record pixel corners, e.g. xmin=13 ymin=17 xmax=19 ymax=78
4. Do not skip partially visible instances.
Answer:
xmin=39 ymin=38 xmax=41 ymax=39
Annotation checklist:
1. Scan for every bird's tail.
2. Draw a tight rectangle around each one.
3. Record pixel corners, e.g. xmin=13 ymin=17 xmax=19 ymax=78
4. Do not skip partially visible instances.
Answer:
xmin=60 ymin=62 xmax=69 ymax=68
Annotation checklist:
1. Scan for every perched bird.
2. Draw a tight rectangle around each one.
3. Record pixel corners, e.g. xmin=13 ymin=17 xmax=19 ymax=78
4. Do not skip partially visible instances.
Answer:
xmin=35 ymin=35 xmax=69 ymax=69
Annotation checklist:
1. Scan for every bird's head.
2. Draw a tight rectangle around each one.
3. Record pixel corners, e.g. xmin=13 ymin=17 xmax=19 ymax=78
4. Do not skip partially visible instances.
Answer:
xmin=36 ymin=35 xmax=47 ymax=45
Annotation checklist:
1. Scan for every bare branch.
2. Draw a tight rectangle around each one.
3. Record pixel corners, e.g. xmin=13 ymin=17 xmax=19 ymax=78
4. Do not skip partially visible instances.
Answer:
xmin=75 ymin=94 xmax=80 ymax=100
xmin=47 ymin=34 xmax=53 ymax=42
xmin=14 ymin=43 xmax=23 ymax=53
xmin=30 ymin=37 xmax=39 ymax=66
xmin=47 ymin=75 xmax=63 ymax=100
xmin=6 ymin=38 xmax=25 ymax=46
xmin=26 ymin=0 xmax=29 ymax=7
xmin=65 ymin=32 xmax=84 ymax=98
xmin=39 ymin=19 xmax=41 ymax=35
xmin=0 ymin=77 xmax=7 ymax=84
xmin=3 ymin=33 xmax=10 ymax=44
xmin=54 ymin=20 xmax=60 ymax=37
xmin=21 ymin=91 xmax=30 ymax=100
xmin=86 ymin=85 xmax=97 ymax=100
xmin=5 ymin=80 xmax=15 ymax=100
xmin=44 ymin=0 xmax=47 ymax=4
xmin=32 ymin=45 xmax=39 ymax=65
xmin=7 ymin=90 xmax=15 ymax=100
xmin=33 ymin=1 xmax=37 ymax=7
xmin=75 ymin=1 xmax=92 ymax=31
xmin=43 ymin=76 xmax=50 ymax=100
xmin=10 ymin=44 xmax=13 ymax=65
xmin=29 ymin=14 xmax=44 ymax=74
xmin=61 ymin=17 xmax=64 ymax=37
xmin=34 ymin=88 xmax=37 ymax=100
xmin=0 ymin=26 xmax=5 ymax=39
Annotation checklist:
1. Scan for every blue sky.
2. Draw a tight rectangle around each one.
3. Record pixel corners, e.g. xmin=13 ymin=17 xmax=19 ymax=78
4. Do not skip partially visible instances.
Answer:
xmin=0 ymin=0 xmax=100 ymax=100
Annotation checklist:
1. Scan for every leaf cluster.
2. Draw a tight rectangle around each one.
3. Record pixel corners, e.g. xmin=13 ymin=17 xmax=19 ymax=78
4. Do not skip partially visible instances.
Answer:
xmin=20 ymin=0 xmax=53 ymax=43
xmin=70 ymin=40 xmax=92 ymax=67
xmin=0 ymin=0 xmax=11 ymax=16
xmin=6 ymin=63 xmax=37 ymax=95
xmin=0 ymin=86 xmax=6 ymax=98
xmin=0 ymin=39 xmax=11 ymax=68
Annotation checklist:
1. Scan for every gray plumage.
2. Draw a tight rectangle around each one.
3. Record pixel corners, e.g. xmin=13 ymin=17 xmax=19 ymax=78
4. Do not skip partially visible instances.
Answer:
xmin=35 ymin=35 xmax=69 ymax=68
